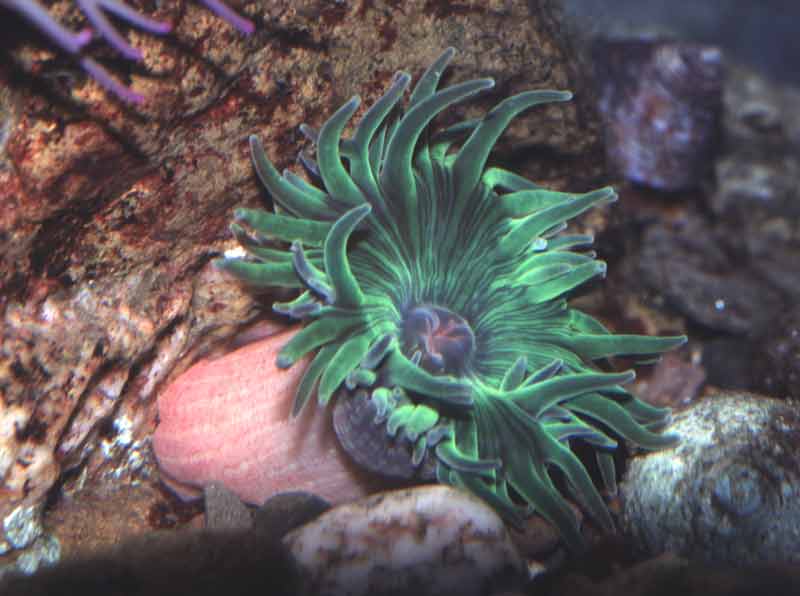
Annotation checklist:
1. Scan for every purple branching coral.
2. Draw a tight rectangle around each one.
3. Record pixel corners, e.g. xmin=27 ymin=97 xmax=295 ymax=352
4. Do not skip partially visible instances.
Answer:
xmin=1 ymin=0 xmax=254 ymax=103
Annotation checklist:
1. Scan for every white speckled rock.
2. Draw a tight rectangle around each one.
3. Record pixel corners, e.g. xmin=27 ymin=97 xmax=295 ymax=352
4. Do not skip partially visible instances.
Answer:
xmin=621 ymin=392 xmax=800 ymax=564
xmin=283 ymin=484 xmax=528 ymax=596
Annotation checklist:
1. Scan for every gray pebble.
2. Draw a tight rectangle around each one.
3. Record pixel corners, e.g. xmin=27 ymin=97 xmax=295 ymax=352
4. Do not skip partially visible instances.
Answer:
xmin=204 ymin=482 xmax=253 ymax=531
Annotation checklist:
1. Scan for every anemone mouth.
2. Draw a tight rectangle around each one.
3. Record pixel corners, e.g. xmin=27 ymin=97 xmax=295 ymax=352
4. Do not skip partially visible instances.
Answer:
xmin=402 ymin=304 xmax=475 ymax=375
xmin=216 ymin=48 xmax=687 ymax=551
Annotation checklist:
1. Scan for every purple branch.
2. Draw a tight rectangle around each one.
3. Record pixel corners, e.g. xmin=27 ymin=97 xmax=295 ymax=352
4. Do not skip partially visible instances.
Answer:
xmin=1 ymin=0 xmax=255 ymax=103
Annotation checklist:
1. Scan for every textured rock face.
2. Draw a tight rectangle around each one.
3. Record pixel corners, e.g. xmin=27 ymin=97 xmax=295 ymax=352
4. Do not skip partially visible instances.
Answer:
xmin=0 ymin=0 xmax=600 ymax=562
xmin=621 ymin=392 xmax=800 ymax=564
xmin=594 ymin=38 xmax=723 ymax=191
xmin=634 ymin=63 xmax=800 ymax=396
xmin=284 ymin=484 xmax=528 ymax=596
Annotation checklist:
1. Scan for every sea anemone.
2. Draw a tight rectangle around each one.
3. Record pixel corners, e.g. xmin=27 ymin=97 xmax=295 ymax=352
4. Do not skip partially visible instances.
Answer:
xmin=215 ymin=48 xmax=686 ymax=550
xmin=1 ymin=0 xmax=253 ymax=103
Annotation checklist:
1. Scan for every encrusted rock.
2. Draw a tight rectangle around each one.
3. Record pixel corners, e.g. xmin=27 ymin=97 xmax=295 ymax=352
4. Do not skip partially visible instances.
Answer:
xmin=593 ymin=38 xmax=723 ymax=191
xmin=621 ymin=392 xmax=800 ymax=564
xmin=284 ymin=484 xmax=529 ymax=596
xmin=203 ymin=483 xmax=253 ymax=532
xmin=14 ymin=535 xmax=61 ymax=575
xmin=639 ymin=216 xmax=786 ymax=335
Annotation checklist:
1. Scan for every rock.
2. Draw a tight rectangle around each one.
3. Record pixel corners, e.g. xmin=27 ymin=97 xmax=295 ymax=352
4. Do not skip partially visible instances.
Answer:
xmin=620 ymin=392 xmax=800 ymax=564
xmin=701 ymin=337 xmax=759 ymax=391
xmin=44 ymin=482 xmax=201 ymax=562
xmin=753 ymin=306 xmax=800 ymax=399
xmin=638 ymin=216 xmax=785 ymax=335
xmin=3 ymin=504 xmax=43 ymax=550
xmin=13 ymin=535 xmax=61 ymax=576
xmin=593 ymin=38 xmax=724 ymax=191
xmin=284 ymin=485 xmax=529 ymax=596
xmin=203 ymin=483 xmax=253 ymax=532
xmin=254 ymin=491 xmax=331 ymax=541
xmin=0 ymin=527 xmax=298 ymax=596
xmin=634 ymin=350 xmax=705 ymax=409
xmin=550 ymin=553 xmax=800 ymax=596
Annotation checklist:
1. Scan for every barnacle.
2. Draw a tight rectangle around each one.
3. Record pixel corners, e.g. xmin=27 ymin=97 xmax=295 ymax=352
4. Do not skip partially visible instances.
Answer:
xmin=216 ymin=48 xmax=686 ymax=550
xmin=1 ymin=0 xmax=253 ymax=102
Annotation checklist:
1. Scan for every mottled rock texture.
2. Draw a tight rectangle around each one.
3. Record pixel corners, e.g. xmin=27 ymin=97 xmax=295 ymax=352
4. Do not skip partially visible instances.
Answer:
xmin=621 ymin=392 xmax=800 ymax=564
xmin=594 ymin=38 xmax=723 ymax=191
xmin=284 ymin=485 xmax=528 ymax=596
xmin=0 ymin=0 xmax=602 ymax=560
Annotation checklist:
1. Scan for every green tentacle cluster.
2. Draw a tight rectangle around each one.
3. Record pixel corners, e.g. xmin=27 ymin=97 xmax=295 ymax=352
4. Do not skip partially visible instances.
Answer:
xmin=216 ymin=48 xmax=685 ymax=550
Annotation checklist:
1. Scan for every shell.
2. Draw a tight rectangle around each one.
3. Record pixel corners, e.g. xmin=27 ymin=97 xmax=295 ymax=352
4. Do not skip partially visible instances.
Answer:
xmin=152 ymin=328 xmax=382 ymax=505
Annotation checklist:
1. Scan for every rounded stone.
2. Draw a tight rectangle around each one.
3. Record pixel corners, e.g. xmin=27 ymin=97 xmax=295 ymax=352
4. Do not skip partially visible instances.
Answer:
xmin=283 ymin=484 xmax=528 ymax=596
xmin=620 ymin=392 xmax=800 ymax=564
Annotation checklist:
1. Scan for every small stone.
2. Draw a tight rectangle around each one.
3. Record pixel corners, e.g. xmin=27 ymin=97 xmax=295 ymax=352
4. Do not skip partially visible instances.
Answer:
xmin=284 ymin=485 xmax=528 ymax=596
xmin=203 ymin=483 xmax=253 ymax=531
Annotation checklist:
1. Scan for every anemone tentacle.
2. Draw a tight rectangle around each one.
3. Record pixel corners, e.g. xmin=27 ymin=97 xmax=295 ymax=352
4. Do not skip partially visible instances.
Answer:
xmin=216 ymin=48 xmax=686 ymax=551
xmin=3 ymin=0 xmax=253 ymax=102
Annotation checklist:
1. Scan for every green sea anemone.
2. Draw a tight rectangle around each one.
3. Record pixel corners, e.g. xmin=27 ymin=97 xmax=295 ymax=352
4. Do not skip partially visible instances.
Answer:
xmin=216 ymin=48 xmax=685 ymax=550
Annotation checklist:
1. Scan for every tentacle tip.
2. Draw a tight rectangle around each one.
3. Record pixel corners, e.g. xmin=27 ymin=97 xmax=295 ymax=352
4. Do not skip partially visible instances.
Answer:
xmin=346 ymin=96 xmax=362 ymax=111
xmin=672 ymin=335 xmax=689 ymax=348
xmin=238 ymin=20 xmax=256 ymax=35
xmin=211 ymin=257 xmax=230 ymax=272
xmin=154 ymin=21 xmax=173 ymax=35
xmin=393 ymin=71 xmax=412 ymax=85
xmin=599 ymin=186 xmax=618 ymax=201
xmin=660 ymin=432 xmax=681 ymax=446
xmin=276 ymin=354 xmax=294 ymax=369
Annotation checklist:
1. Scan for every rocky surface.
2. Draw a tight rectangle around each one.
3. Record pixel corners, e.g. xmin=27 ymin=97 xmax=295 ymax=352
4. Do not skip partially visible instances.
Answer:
xmin=1 ymin=0 xmax=602 ymax=567
xmin=4 ymin=0 xmax=798 ymax=590
xmin=593 ymin=38 xmax=723 ymax=191
xmin=632 ymin=62 xmax=800 ymax=396
xmin=620 ymin=392 xmax=800 ymax=564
